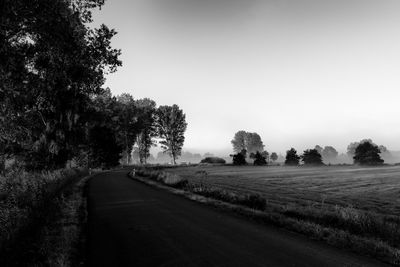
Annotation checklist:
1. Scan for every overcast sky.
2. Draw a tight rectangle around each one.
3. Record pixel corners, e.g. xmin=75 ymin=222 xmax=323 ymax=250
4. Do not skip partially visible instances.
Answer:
xmin=92 ymin=0 xmax=400 ymax=156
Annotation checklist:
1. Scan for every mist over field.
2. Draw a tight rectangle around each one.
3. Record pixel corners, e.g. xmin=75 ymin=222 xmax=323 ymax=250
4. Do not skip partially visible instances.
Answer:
xmin=93 ymin=0 xmax=400 ymax=156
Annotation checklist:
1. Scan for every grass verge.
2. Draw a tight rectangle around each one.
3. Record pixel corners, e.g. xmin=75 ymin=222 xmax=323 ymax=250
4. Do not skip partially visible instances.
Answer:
xmin=130 ymin=168 xmax=400 ymax=266
xmin=0 ymin=168 xmax=91 ymax=266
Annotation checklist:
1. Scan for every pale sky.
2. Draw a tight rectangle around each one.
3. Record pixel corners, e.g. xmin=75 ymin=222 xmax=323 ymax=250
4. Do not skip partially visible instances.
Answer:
xmin=92 ymin=0 xmax=400 ymax=156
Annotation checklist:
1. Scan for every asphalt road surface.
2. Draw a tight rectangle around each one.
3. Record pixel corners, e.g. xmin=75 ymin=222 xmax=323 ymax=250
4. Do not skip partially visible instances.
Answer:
xmin=87 ymin=169 xmax=387 ymax=267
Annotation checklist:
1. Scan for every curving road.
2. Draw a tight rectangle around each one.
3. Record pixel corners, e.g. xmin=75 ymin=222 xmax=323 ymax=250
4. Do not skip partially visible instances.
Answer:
xmin=86 ymin=169 xmax=387 ymax=267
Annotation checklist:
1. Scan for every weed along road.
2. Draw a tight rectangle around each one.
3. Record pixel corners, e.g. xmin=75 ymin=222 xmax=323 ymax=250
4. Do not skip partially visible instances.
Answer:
xmin=87 ymin=170 xmax=387 ymax=267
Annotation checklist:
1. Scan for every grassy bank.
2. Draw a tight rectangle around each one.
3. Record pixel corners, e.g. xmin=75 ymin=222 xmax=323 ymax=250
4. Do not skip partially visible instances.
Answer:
xmin=133 ymin=166 xmax=400 ymax=265
xmin=0 ymin=168 xmax=89 ymax=266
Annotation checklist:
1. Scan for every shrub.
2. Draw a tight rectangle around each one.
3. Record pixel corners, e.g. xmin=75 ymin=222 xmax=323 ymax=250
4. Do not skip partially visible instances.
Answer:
xmin=232 ymin=150 xmax=247 ymax=165
xmin=241 ymin=194 xmax=267 ymax=210
xmin=301 ymin=149 xmax=324 ymax=166
xmin=135 ymin=169 xmax=188 ymax=188
xmin=285 ymin=148 xmax=300 ymax=166
xmin=251 ymin=151 xmax=268 ymax=166
xmin=0 ymin=168 xmax=87 ymax=256
xmin=353 ymin=142 xmax=384 ymax=165
xmin=200 ymin=157 xmax=226 ymax=164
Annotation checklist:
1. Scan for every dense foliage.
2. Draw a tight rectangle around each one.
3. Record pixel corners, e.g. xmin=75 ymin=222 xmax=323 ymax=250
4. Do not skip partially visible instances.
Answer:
xmin=301 ymin=149 xmax=324 ymax=166
xmin=285 ymin=148 xmax=300 ymax=166
xmin=251 ymin=151 xmax=268 ymax=166
xmin=353 ymin=142 xmax=384 ymax=165
xmin=232 ymin=150 xmax=247 ymax=165
xmin=155 ymin=105 xmax=187 ymax=165
xmin=0 ymin=0 xmax=121 ymax=170
xmin=231 ymin=131 xmax=264 ymax=154
xmin=0 ymin=1 xmax=188 ymax=170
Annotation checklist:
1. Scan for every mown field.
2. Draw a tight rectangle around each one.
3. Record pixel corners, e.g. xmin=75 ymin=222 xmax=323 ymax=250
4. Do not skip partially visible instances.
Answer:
xmin=165 ymin=165 xmax=400 ymax=216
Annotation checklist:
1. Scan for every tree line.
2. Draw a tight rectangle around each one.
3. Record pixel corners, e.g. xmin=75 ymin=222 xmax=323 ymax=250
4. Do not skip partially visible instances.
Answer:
xmin=0 ymin=0 xmax=187 ymax=171
xmin=231 ymin=131 xmax=388 ymax=166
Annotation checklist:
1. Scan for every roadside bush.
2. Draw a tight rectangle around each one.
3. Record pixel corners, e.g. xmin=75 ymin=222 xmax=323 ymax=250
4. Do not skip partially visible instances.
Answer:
xmin=135 ymin=169 xmax=188 ymax=188
xmin=0 ymin=168 xmax=87 ymax=256
xmin=200 ymin=157 xmax=226 ymax=164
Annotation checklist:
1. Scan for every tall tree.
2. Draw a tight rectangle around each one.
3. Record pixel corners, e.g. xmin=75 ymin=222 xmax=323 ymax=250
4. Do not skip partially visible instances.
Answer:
xmin=135 ymin=98 xmax=157 ymax=164
xmin=231 ymin=131 xmax=247 ymax=153
xmin=245 ymin=132 xmax=265 ymax=155
xmin=87 ymin=88 xmax=122 ymax=168
xmin=0 ymin=0 xmax=121 ymax=169
xmin=115 ymin=94 xmax=138 ymax=165
xmin=88 ymin=125 xmax=122 ymax=169
xmin=155 ymin=105 xmax=187 ymax=165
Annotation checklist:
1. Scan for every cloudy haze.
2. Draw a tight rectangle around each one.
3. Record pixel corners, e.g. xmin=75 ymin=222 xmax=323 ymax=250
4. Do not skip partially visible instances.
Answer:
xmin=93 ymin=0 xmax=400 ymax=156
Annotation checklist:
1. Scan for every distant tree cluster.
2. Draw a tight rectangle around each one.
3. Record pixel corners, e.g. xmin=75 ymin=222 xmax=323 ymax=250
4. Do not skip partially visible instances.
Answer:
xmin=351 ymin=140 xmax=384 ymax=165
xmin=0 ymin=1 xmax=187 ymax=170
xmin=231 ymin=131 xmax=274 ymax=166
xmin=281 ymin=139 xmax=385 ymax=167
xmin=90 ymin=90 xmax=187 ymax=168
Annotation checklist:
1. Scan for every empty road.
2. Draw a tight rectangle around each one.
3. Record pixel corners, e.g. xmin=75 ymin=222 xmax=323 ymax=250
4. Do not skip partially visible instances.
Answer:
xmin=87 ymin=169 xmax=387 ymax=267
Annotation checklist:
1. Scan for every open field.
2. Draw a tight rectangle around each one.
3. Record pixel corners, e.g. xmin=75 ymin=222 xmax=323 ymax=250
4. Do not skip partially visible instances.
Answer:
xmin=146 ymin=165 xmax=400 ymax=264
xmin=165 ymin=165 xmax=400 ymax=216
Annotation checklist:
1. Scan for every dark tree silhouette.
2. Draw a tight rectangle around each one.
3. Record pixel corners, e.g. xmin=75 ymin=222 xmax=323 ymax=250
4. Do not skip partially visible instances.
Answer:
xmin=135 ymin=98 xmax=157 ymax=164
xmin=353 ymin=142 xmax=384 ymax=165
xmin=251 ymin=151 xmax=268 ymax=166
xmin=115 ymin=94 xmax=138 ymax=165
xmin=88 ymin=125 xmax=122 ymax=169
xmin=301 ymin=149 xmax=324 ymax=166
xmin=347 ymin=139 xmax=373 ymax=157
xmin=232 ymin=149 xmax=247 ymax=165
xmin=285 ymin=148 xmax=300 ymax=166
xmin=156 ymin=105 xmax=187 ymax=165
xmin=1 ymin=0 xmax=121 ymax=169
